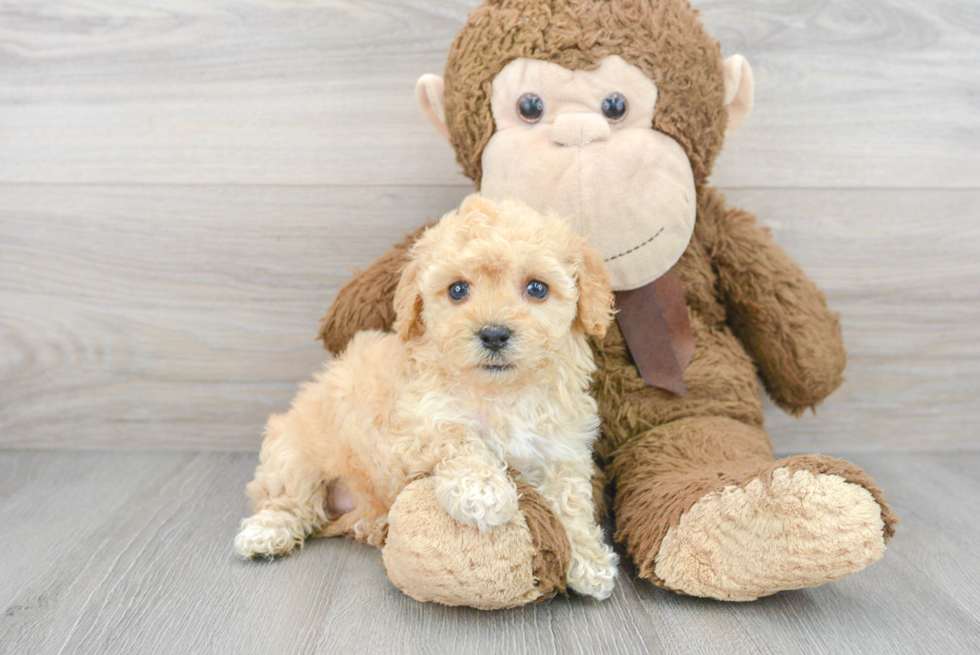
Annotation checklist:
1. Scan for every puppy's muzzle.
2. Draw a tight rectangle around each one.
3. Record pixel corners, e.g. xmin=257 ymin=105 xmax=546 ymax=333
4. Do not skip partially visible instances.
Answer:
xmin=478 ymin=325 xmax=511 ymax=353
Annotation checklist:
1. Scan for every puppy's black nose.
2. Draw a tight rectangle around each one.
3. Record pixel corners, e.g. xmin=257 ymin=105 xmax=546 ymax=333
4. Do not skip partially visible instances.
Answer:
xmin=479 ymin=325 xmax=511 ymax=352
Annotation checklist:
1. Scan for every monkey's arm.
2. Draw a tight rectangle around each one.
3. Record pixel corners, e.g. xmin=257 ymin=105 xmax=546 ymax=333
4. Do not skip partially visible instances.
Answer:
xmin=318 ymin=225 xmax=428 ymax=356
xmin=710 ymin=203 xmax=846 ymax=415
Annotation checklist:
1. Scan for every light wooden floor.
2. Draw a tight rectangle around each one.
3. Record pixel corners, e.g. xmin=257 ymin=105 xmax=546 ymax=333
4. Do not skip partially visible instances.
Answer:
xmin=0 ymin=450 xmax=978 ymax=655
xmin=1 ymin=1 xmax=979 ymax=653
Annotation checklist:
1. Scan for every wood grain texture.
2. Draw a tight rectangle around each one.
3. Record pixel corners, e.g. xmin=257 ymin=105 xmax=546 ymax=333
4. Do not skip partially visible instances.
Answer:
xmin=2 ymin=185 xmax=978 ymax=451
xmin=0 ymin=0 xmax=977 ymax=188
xmin=1 ymin=450 xmax=978 ymax=655
xmin=0 ymin=184 xmax=470 ymax=449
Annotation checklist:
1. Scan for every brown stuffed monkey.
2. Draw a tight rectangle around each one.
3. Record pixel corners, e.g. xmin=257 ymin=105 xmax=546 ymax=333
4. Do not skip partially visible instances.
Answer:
xmin=318 ymin=0 xmax=897 ymax=607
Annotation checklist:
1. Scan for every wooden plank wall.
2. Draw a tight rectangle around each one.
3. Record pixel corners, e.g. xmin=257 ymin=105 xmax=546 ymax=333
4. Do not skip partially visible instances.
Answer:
xmin=1 ymin=0 xmax=978 ymax=451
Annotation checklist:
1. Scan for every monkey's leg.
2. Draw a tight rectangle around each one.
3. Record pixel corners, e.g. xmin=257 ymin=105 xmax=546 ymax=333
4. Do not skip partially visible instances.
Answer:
xmin=381 ymin=477 xmax=571 ymax=609
xmin=609 ymin=416 xmax=897 ymax=601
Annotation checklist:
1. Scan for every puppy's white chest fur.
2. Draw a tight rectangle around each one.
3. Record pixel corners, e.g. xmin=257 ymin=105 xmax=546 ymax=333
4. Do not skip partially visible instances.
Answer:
xmin=472 ymin=393 xmax=594 ymax=475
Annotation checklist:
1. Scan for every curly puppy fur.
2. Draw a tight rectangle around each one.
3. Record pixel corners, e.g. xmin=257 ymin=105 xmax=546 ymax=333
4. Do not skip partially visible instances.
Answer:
xmin=237 ymin=195 xmax=619 ymax=599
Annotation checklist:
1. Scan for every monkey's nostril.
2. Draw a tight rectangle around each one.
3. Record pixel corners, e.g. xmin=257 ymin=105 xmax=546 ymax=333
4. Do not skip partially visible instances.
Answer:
xmin=479 ymin=325 xmax=512 ymax=352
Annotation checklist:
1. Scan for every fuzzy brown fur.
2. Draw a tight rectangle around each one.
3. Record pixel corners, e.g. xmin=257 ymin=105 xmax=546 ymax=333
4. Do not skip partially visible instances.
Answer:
xmin=318 ymin=0 xmax=896 ymax=603
xmin=518 ymin=479 xmax=573 ymax=600
xmin=610 ymin=417 xmax=897 ymax=589
xmin=319 ymin=224 xmax=428 ymax=356
xmin=443 ymin=0 xmax=726 ymax=187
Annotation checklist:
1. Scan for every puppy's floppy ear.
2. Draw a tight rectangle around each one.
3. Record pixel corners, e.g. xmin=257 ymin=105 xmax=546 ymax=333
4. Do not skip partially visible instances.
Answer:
xmin=392 ymin=255 xmax=425 ymax=341
xmin=574 ymin=240 xmax=616 ymax=339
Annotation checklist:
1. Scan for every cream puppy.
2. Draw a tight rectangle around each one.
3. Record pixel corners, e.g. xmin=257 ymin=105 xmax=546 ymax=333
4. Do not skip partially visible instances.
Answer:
xmin=235 ymin=195 xmax=618 ymax=599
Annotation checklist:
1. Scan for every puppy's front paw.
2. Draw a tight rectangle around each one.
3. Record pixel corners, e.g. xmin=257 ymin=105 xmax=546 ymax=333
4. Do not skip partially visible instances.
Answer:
xmin=568 ymin=541 xmax=618 ymax=600
xmin=234 ymin=509 xmax=307 ymax=559
xmin=433 ymin=470 xmax=518 ymax=532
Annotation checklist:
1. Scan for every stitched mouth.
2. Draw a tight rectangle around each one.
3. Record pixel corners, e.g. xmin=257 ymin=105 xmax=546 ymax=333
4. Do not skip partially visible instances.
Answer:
xmin=482 ymin=362 xmax=513 ymax=372
xmin=604 ymin=226 xmax=665 ymax=263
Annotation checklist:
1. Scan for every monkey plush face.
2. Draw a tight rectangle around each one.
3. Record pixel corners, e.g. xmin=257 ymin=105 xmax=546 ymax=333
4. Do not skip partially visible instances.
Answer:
xmin=414 ymin=0 xmax=754 ymax=291
xmin=479 ymin=55 xmax=696 ymax=291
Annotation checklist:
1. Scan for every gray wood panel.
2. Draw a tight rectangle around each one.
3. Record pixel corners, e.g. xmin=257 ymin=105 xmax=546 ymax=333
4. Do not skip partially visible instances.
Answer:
xmin=0 ymin=450 xmax=978 ymax=655
xmin=0 ymin=0 xmax=976 ymax=188
xmin=0 ymin=184 xmax=468 ymax=449
xmin=2 ymin=185 xmax=978 ymax=451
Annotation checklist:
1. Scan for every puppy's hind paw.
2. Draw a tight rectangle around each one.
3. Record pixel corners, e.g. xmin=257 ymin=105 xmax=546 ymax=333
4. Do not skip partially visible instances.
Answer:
xmin=433 ymin=470 xmax=519 ymax=533
xmin=568 ymin=543 xmax=618 ymax=600
xmin=234 ymin=509 xmax=307 ymax=559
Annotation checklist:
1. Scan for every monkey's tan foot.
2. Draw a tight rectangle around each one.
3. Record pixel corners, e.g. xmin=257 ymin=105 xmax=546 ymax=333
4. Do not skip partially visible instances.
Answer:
xmin=612 ymin=418 xmax=897 ymax=601
xmin=382 ymin=478 xmax=571 ymax=609
xmin=652 ymin=456 xmax=897 ymax=601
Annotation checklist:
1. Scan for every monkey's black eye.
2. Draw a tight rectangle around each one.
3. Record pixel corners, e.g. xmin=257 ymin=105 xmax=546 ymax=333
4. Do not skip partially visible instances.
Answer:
xmin=601 ymin=93 xmax=628 ymax=122
xmin=448 ymin=281 xmax=469 ymax=302
xmin=517 ymin=93 xmax=544 ymax=123
xmin=525 ymin=280 xmax=549 ymax=300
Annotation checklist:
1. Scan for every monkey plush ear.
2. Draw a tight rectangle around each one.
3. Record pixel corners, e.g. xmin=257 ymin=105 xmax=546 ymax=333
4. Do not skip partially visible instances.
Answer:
xmin=392 ymin=257 xmax=425 ymax=341
xmin=575 ymin=243 xmax=616 ymax=339
xmin=723 ymin=55 xmax=754 ymax=138
xmin=415 ymin=74 xmax=451 ymax=142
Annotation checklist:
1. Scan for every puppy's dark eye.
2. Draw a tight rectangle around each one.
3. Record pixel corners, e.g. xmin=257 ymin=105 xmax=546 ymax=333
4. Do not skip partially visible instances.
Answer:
xmin=601 ymin=93 xmax=628 ymax=122
xmin=448 ymin=281 xmax=469 ymax=302
xmin=517 ymin=93 xmax=544 ymax=123
xmin=525 ymin=280 xmax=549 ymax=300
